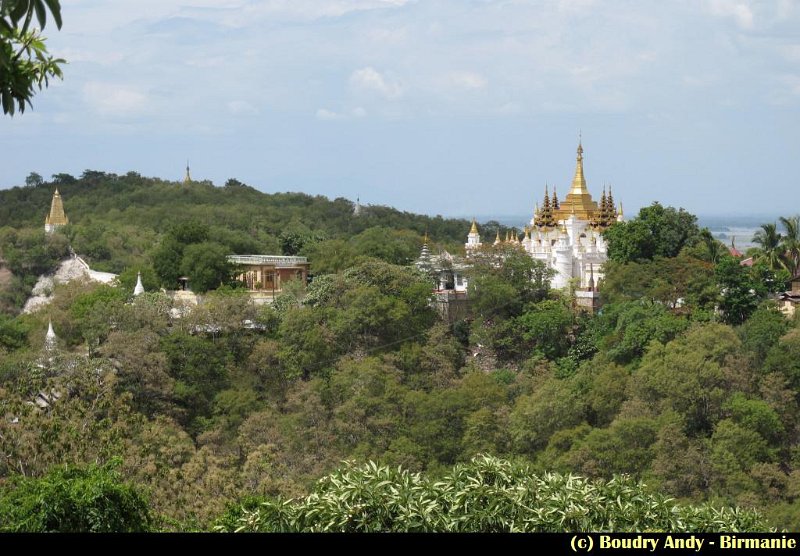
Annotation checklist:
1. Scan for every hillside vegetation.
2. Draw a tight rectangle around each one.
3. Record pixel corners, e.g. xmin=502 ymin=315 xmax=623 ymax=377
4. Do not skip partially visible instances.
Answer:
xmin=0 ymin=172 xmax=799 ymax=531
xmin=0 ymin=170 xmax=477 ymax=309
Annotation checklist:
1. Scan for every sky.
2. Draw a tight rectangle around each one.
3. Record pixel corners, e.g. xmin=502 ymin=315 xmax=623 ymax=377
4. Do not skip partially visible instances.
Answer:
xmin=2 ymin=0 xmax=799 ymax=220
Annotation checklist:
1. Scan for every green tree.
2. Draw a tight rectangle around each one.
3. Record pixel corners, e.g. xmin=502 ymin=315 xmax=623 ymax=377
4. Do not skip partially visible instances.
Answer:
xmin=763 ymin=329 xmax=800 ymax=390
xmin=160 ymin=332 xmax=231 ymax=432
xmin=629 ymin=323 xmax=738 ymax=436
xmin=1 ymin=0 xmax=64 ymax=115
xmin=753 ymin=223 xmax=784 ymax=271
xmin=468 ymin=243 xmax=553 ymax=319
xmin=604 ymin=202 xmax=700 ymax=263
xmin=738 ymin=304 xmax=789 ymax=365
xmin=24 ymin=171 xmax=43 ymax=187
xmin=715 ymin=256 xmax=766 ymax=325
xmin=597 ymin=301 xmax=689 ymax=364
xmin=349 ymin=226 xmax=420 ymax=266
xmin=179 ymin=241 xmax=234 ymax=293
xmin=0 ymin=463 xmax=151 ymax=532
xmin=779 ymin=215 xmax=800 ymax=276
xmin=501 ymin=298 xmax=574 ymax=361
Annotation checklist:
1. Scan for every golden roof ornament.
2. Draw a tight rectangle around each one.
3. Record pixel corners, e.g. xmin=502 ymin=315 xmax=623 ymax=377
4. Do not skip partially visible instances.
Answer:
xmin=184 ymin=161 xmax=192 ymax=184
xmin=469 ymin=218 xmax=479 ymax=235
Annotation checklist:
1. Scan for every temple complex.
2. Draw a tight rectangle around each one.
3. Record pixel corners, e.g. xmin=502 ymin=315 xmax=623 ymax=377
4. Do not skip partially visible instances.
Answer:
xmin=44 ymin=189 xmax=69 ymax=233
xmin=465 ymin=142 xmax=622 ymax=308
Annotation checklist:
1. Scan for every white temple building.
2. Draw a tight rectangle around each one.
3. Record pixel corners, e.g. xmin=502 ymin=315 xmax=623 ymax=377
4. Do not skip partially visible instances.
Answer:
xmin=465 ymin=142 xmax=622 ymax=308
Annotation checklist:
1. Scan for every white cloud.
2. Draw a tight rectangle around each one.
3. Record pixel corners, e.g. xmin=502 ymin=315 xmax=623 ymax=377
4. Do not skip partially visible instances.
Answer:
xmin=316 ymin=108 xmax=346 ymax=120
xmin=316 ymin=106 xmax=368 ymax=120
xmin=365 ymin=27 xmax=408 ymax=44
xmin=350 ymin=67 xmax=404 ymax=99
xmin=707 ymin=0 xmax=755 ymax=29
xmin=227 ymin=100 xmax=258 ymax=115
xmin=57 ymin=48 xmax=124 ymax=66
xmin=82 ymin=82 xmax=148 ymax=115
xmin=444 ymin=71 xmax=488 ymax=90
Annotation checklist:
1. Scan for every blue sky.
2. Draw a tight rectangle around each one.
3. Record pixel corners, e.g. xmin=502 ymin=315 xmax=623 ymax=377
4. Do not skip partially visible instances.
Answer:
xmin=2 ymin=0 xmax=798 ymax=218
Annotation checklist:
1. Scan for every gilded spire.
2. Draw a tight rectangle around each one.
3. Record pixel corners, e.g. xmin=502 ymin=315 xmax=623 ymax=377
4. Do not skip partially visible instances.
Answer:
xmin=184 ymin=161 xmax=192 ymax=184
xmin=469 ymin=218 xmax=479 ymax=235
xmin=569 ymin=140 xmax=588 ymax=196
xmin=552 ymin=186 xmax=560 ymax=210
xmin=44 ymin=189 xmax=69 ymax=233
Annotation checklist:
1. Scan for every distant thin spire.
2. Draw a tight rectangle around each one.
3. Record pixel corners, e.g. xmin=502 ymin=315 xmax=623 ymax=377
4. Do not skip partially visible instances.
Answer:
xmin=184 ymin=160 xmax=192 ymax=184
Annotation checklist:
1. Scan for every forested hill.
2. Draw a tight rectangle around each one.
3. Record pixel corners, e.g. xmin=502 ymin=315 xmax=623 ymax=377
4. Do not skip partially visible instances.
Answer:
xmin=0 ymin=171 xmax=472 ymax=244
xmin=0 ymin=171 xmax=476 ymax=308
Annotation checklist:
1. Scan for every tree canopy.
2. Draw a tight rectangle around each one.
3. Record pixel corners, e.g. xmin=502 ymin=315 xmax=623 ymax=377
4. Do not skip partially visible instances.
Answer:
xmin=604 ymin=202 xmax=701 ymax=263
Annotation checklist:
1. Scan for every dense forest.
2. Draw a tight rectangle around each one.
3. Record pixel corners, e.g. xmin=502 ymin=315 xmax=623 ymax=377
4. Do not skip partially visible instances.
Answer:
xmin=0 ymin=172 xmax=799 ymax=531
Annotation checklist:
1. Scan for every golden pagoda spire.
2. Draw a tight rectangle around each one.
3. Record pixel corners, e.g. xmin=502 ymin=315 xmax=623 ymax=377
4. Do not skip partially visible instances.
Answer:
xmin=184 ymin=160 xmax=192 ymax=184
xmin=569 ymin=140 xmax=588 ymax=196
xmin=44 ymin=189 xmax=69 ymax=233
xmin=494 ymin=229 xmax=501 ymax=244
xmin=469 ymin=218 xmax=479 ymax=235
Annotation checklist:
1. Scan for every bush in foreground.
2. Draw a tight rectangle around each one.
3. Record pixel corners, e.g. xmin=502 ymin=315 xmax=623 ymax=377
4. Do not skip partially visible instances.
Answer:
xmin=216 ymin=455 xmax=769 ymax=532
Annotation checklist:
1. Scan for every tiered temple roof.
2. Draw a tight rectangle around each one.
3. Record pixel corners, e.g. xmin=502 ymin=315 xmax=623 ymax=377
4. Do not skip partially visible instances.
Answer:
xmin=531 ymin=142 xmax=618 ymax=231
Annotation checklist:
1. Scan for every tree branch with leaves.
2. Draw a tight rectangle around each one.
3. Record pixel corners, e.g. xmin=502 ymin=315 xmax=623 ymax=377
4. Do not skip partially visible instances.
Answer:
xmin=0 ymin=0 xmax=64 ymax=115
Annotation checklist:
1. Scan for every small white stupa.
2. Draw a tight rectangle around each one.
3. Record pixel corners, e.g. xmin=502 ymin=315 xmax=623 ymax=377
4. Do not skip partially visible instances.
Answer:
xmin=133 ymin=271 xmax=145 ymax=296
xmin=44 ymin=319 xmax=57 ymax=352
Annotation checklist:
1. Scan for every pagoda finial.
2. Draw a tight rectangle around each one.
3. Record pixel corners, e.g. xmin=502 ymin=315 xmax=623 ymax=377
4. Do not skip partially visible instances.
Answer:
xmin=569 ymin=139 xmax=588 ymax=196
xmin=469 ymin=218 xmax=478 ymax=235
xmin=184 ymin=160 xmax=192 ymax=184
xmin=494 ymin=229 xmax=501 ymax=244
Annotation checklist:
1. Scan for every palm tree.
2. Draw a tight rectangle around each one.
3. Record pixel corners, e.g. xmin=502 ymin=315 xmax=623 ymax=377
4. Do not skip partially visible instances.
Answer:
xmin=779 ymin=215 xmax=800 ymax=276
xmin=752 ymin=222 xmax=784 ymax=270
